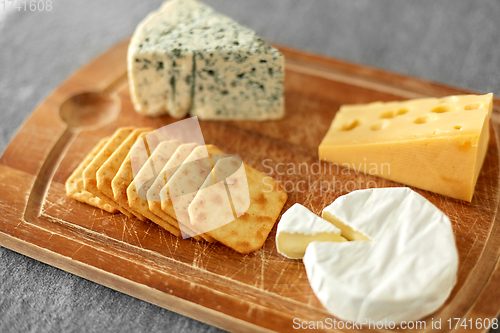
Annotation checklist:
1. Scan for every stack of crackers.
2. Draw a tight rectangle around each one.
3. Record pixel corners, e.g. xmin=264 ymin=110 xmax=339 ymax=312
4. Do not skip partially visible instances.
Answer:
xmin=66 ymin=127 xmax=287 ymax=253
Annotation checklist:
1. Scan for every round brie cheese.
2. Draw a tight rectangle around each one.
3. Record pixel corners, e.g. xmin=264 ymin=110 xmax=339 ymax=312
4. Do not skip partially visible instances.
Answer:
xmin=303 ymin=187 xmax=458 ymax=324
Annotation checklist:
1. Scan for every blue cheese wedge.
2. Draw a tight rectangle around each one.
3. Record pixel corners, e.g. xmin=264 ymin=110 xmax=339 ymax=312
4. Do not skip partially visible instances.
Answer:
xmin=128 ymin=0 xmax=285 ymax=120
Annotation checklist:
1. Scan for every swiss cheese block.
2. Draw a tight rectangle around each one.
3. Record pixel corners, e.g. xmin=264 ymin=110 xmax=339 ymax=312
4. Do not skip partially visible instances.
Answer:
xmin=318 ymin=93 xmax=493 ymax=201
xmin=303 ymin=188 xmax=458 ymax=324
xmin=128 ymin=0 xmax=284 ymax=120
xmin=276 ymin=203 xmax=346 ymax=259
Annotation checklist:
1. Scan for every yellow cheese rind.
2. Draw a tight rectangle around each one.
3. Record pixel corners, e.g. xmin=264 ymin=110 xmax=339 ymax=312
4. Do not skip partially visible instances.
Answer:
xmin=318 ymin=93 xmax=493 ymax=201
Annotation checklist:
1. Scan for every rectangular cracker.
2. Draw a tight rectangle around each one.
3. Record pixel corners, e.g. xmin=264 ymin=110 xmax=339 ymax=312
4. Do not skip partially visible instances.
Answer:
xmin=161 ymin=145 xmax=222 ymax=240
xmin=83 ymin=127 xmax=135 ymax=216
xmin=65 ymin=137 xmax=118 ymax=213
xmin=127 ymin=140 xmax=193 ymax=239
xmin=147 ymin=143 xmax=217 ymax=242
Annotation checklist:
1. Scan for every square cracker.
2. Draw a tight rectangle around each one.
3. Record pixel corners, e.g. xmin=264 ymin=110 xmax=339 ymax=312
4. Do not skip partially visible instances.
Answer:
xmin=66 ymin=137 xmax=118 ymax=213
xmin=97 ymin=128 xmax=152 ymax=221
xmin=83 ymin=127 xmax=135 ymax=216
xmin=161 ymin=145 xmax=220 ymax=239
xmin=111 ymin=133 xmax=152 ymax=223
xmin=111 ymin=130 xmax=165 ymax=222
xmin=188 ymin=156 xmax=248 ymax=234
xmin=191 ymin=153 xmax=288 ymax=254
xmin=126 ymin=140 xmax=200 ymax=239
xmin=147 ymin=143 xmax=217 ymax=242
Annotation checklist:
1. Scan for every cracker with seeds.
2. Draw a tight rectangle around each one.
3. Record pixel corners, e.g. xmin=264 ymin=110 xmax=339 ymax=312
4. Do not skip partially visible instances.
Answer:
xmin=83 ymin=127 xmax=135 ymax=216
xmin=148 ymin=143 xmax=217 ymax=242
xmin=129 ymin=129 xmax=175 ymax=178
xmin=96 ymin=128 xmax=152 ymax=221
xmin=111 ymin=130 xmax=168 ymax=222
xmin=149 ymin=143 xmax=198 ymax=210
xmin=127 ymin=140 xmax=196 ymax=239
xmin=189 ymin=156 xmax=249 ymax=234
xmin=162 ymin=145 xmax=223 ymax=238
xmin=211 ymin=155 xmax=250 ymax=218
xmin=72 ymin=126 xmax=286 ymax=253
xmin=191 ymin=156 xmax=288 ymax=254
xmin=108 ymin=131 xmax=155 ymax=222
xmin=65 ymin=137 xmax=118 ymax=213
xmin=188 ymin=168 xmax=234 ymax=234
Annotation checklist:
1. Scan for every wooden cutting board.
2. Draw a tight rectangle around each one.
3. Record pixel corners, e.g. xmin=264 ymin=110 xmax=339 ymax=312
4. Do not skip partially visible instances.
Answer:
xmin=1 ymin=39 xmax=500 ymax=333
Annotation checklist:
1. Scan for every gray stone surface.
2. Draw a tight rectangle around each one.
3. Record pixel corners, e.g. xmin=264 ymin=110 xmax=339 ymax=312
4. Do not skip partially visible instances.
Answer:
xmin=0 ymin=0 xmax=499 ymax=332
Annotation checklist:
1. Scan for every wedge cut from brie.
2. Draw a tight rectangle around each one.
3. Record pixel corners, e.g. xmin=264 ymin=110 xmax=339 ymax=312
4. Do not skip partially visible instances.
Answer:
xmin=276 ymin=203 xmax=347 ymax=259
xmin=303 ymin=188 xmax=458 ymax=324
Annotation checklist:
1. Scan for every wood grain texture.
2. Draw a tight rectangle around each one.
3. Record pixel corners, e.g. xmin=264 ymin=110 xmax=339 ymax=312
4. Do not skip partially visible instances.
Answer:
xmin=1 ymin=39 xmax=500 ymax=332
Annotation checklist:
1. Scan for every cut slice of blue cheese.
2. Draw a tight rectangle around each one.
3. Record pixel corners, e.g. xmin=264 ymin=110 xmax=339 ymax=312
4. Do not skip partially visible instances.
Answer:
xmin=149 ymin=11 xmax=216 ymax=118
xmin=128 ymin=0 xmax=210 ymax=117
xmin=303 ymin=188 xmax=458 ymax=324
xmin=276 ymin=203 xmax=347 ymax=259
xmin=127 ymin=0 xmax=285 ymax=120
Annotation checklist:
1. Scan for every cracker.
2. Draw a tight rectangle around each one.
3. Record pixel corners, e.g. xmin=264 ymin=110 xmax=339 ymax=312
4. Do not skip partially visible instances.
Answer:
xmin=102 ymin=130 xmax=152 ymax=221
xmin=148 ymin=143 xmax=199 ymax=205
xmin=148 ymin=143 xmax=217 ymax=242
xmin=65 ymin=137 xmax=118 ymax=213
xmin=127 ymin=140 xmax=194 ymax=239
xmin=96 ymin=128 xmax=152 ymax=220
xmin=162 ymin=145 xmax=223 ymax=240
xmin=111 ymin=131 xmax=165 ymax=221
xmin=111 ymin=134 xmax=150 ymax=222
xmin=83 ymin=127 xmax=135 ymax=216
xmin=189 ymin=156 xmax=249 ymax=234
xmin=192 ymin=156 xmax=288 ymax=254
xmin=211 ymin=155 xmax=250 ymax=218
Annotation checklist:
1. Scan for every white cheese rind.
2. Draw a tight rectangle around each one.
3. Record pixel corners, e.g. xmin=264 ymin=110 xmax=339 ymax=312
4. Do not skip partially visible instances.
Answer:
xmin=278 ymin=203 xmax=341 ymax=236
xmin=304 ymin=188 xmax=458 ymax=324
xmin=276 ymin=203 xmax=344 ymax=259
